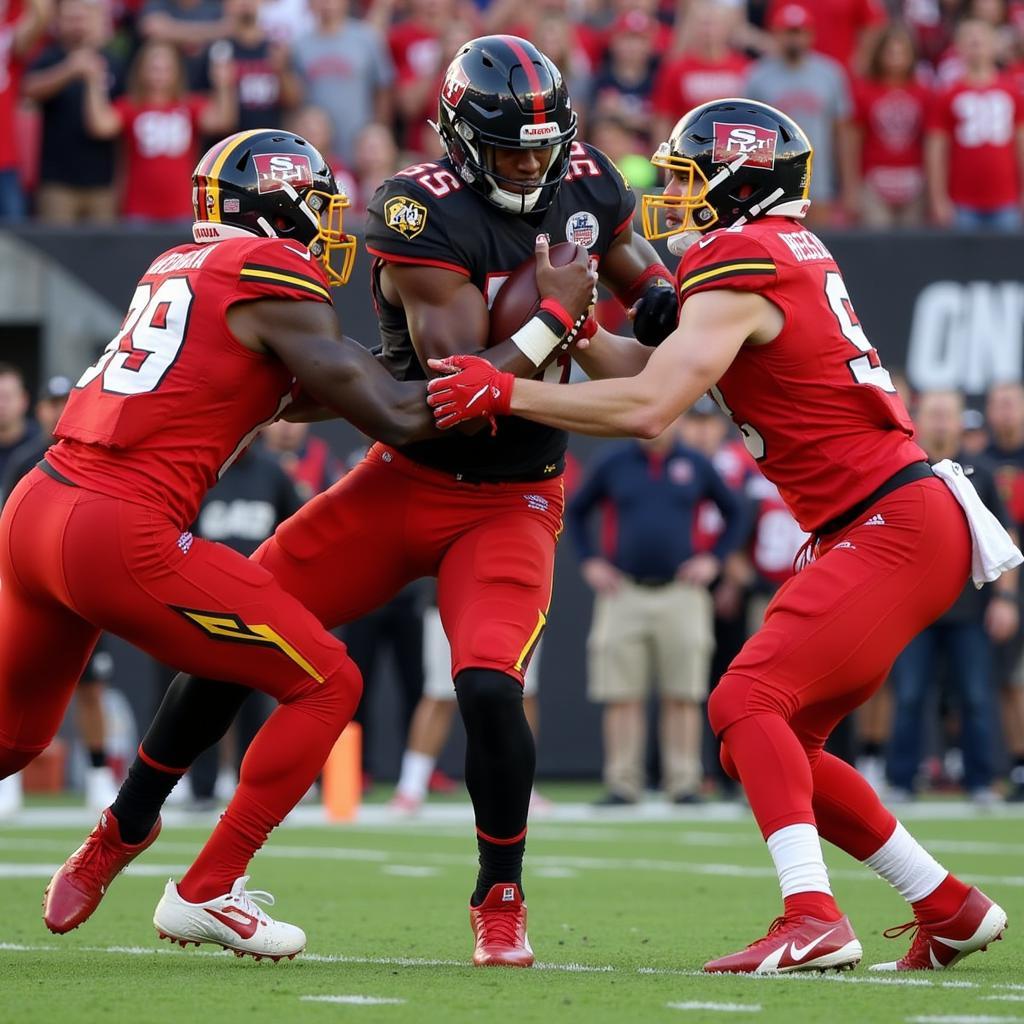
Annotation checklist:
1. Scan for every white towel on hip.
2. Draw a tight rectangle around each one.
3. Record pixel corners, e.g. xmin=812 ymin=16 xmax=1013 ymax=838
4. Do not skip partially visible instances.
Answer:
xmin=932 ymin=458 xmax=1023 ymax=588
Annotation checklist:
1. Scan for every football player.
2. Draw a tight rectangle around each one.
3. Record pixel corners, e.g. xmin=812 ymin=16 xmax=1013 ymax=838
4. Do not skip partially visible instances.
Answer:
xmin=10 ymin=127 xmax=582 ymax=960
xmin=427 ymin=99 xmax=1015 ymax=973
xmin=54 ymin=35 xmax=677 ymax=967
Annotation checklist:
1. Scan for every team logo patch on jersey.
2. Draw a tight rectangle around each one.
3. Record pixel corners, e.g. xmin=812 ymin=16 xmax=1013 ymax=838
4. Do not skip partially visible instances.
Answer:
xmin=385 ymin=196 xmax=428 ymax=239
xmin=565 ymin=211 xmax=600 ymax=248
xmin=442 ymin=61 xmax=470 ymax=107
xmin=712 ymin=122 xmax=778 ymax=169
xmin=254 ymin=153 xmax=314 ymax=194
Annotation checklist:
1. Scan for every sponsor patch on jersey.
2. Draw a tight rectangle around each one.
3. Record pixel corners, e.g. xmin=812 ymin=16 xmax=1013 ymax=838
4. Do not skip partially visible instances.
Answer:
xmin=565 ymin=210 xmax=600 ymax=248
xmin=520 ymin=121 xmax=562 ymax=145
xmin=384 ymin=196 xmax=428 ymax=239
xmin=441 ymin=60 xmax=470 ymax=107
xmin=254 ymin=153 xmax=314 ymax=194
xmin=712 ymin=122 xmax=778 ymax=169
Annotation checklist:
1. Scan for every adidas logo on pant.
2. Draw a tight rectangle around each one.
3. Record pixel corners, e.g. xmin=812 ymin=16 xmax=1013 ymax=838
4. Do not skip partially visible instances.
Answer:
xmin=864 ymin=514 xmax=886 ymax=526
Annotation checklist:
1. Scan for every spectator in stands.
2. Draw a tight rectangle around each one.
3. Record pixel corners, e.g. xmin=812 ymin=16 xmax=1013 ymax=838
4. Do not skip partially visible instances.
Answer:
xmin=483 ymin=0 xmax=606 ymax=71
xmin=23 ymin=0 xmax=121 ymax=224
xmin=286 ymin=103 xmax=357 ymax=200
xmin=0 ymin=362 xmax=35 ymax=482
xmin=926 ymin=19 xmax=1024 ymax=230
xmin=589 ymin=112 xmax=658 ymax=189
xmin=652 ymin=1 xmax=751 ymax=146
xmin=260 ymin=0 xmax=314 ymax=46
xmin=351 ymin=120 xmax=399 ymax=209
xmin=887 ymin=390 xmax=1015 ymax=804
xmin=569 ymin=422 xmax=745 ymax=806
xmin=0 ymin=0 xmax=52 ymax=219
xmin=766 ymin=0 xmax=886 ymax=71
xmin=588 ymin=10 xmax=661 ymax=144
xmin=848 ymin=23 xmax=929 ymax=227
xmin=985 ymin=380 xmax=1024 ymax=802
xmin=260 ymin=417 xmax=341 ymax=500
xmin=962 ymin=406 xmax=989 ymax=455
xmin=1 ymin=373 xmax=70 ymax=500
xmin=746 ymin=3 xmax=856 ymax=225
xmin=83 ymin=39 xmax=236 ymax=221
xmin=293 ymin=0 xmax=393 ymax=165
xmin=530 ymin=8 xmax=593 ymax=117
xmin=139 ymin=0 xmax=229 ymax=89
xmin=904 ymin=0 xmax=961 ymax=70
xmin=202 ymin=0 xmax=301 ymax=133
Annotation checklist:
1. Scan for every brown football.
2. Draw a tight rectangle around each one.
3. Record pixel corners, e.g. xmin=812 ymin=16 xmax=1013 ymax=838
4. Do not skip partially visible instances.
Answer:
xmin=487 ymin=241 xmax=582 ymax=346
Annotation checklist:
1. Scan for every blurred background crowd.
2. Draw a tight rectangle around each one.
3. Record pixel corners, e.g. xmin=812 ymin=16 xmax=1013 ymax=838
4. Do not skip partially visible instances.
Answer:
xmin=2 ymin=0 xmax=1024 ymax=228
xmin=2 ymin=361 xmax=1022 ymax=815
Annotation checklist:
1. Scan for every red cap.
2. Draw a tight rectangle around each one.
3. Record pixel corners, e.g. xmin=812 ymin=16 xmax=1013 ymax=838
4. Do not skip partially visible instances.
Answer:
xmin=612 ymin=10 xmax=657 ymax=36
xmin=768 ymin=3 xmax=815 ymax=31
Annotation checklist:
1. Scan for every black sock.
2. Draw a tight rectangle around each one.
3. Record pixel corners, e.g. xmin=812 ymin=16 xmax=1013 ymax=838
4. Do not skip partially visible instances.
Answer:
xmin=474 ymin=837 xmax=526 ymax=904
xmin=861 ymin=742 xmax=882 ymax=759
xmin=110 ymin=758 xmax=182 ymax=844
xmin=87 ymin=748 xmax=107 ymax=769
xmin=454 ymin=669 xmax=535 ymax=906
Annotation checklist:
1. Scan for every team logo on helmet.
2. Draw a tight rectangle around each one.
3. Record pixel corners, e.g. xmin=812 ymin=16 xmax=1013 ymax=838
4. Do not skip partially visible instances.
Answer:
xmin=254 ymin=153 xmax=314 ymax=193
xmin=565 ymin=211 xmax=600 ymax=248
xmin=711 ymin=122 xmax=778 ymax=169
xmin=384 ymin=195 xmax=428 ymax=239
xmin=441 ymin=61 xmax=471 ymax=107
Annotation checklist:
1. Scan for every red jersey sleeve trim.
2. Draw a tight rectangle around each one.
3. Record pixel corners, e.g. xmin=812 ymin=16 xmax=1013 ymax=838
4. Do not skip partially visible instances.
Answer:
xmin=239 ymin=265 xmax=331 ymax=302
xmin=612 ymin=211 xmax=635 ymax=237
xmin=365 ymin=246 xmax=472 ymax=277
xmin=679 ymin=259 xmax=777 ymax=298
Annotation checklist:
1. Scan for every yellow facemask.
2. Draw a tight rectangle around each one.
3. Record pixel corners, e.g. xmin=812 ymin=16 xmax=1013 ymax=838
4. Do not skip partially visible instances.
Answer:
xmin=640 ymin=142 xmax=720 ymax=242
xmin=306 ymin=189 xmax=357 ymax=287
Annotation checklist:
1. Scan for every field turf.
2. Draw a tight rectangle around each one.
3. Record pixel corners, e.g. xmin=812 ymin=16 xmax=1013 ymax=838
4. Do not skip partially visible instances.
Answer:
xmin=0 ymin=793 xmax=1021 ymax=1024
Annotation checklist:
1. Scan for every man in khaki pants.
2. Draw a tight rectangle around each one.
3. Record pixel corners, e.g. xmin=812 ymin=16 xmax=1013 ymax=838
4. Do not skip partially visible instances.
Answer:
xmin=568 ymin=421 xmax=746 ymax=805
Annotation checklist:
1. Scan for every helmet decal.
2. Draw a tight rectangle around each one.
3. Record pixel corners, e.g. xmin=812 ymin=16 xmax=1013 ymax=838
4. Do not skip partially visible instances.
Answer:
xmin=254 ymin=153 xmax=315 ymax=193
xmin=711 ymin=123 xmax=779 ymax=169
xmin=442 ymin=61 xmax=470 ymax=107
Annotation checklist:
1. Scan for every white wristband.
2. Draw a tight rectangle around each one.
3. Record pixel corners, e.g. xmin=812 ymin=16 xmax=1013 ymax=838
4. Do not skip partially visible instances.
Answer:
xmin=510 ymin=315 xmax=563 ymax=367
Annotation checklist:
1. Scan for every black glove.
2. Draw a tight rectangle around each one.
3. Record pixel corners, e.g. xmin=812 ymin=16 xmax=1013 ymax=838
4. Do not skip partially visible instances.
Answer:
xmin=631 ymin=284 xmax=679 ymax=347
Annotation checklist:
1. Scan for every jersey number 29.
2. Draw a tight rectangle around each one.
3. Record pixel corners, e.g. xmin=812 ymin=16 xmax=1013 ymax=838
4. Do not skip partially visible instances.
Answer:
xmin=76 ymin=278 xmax=193 ymax=396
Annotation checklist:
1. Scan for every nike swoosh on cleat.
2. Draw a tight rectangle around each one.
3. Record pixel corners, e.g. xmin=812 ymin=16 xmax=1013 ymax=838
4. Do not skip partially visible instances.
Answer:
xmin=789 ymin=928 xmax=838 ymax=961
xmin=204 ymin=906 xmax=260 ymax=940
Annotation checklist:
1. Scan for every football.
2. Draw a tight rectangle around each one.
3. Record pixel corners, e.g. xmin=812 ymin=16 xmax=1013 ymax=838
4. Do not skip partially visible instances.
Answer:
xmin=487 ymin=241 xmax=583 ymax=346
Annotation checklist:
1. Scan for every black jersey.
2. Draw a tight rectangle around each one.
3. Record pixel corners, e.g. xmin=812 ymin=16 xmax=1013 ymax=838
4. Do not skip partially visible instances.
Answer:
xmin=365 ymin=142 xmax=635 ymax=482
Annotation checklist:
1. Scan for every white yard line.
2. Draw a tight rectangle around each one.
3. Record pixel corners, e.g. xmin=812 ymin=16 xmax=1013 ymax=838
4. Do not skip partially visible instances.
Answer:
xmin=0 ymin=864 xmax=187 ymax=879
xmin=906 ymin=1017 xmax=1024 ymax=1024
xmin=667 ymin=1002 xmax=762 ymax=1013
xmin=299 ymin=996 xmax=406 ymax=1006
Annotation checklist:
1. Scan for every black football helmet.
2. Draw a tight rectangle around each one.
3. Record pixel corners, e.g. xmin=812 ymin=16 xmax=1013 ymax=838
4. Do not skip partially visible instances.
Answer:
xmin=642 ymin=99 xmax=813 ymax=249
xmin=435 ymin=35 xmax=577 ymax=214
xmin=192 ymin=128 xmax=356 ymax=286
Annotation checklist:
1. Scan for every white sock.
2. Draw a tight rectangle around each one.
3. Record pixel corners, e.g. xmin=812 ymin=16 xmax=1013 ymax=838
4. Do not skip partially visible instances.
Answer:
xmin=396 ymin=750 xmax=435 ymax=801
xmin=863 ymin=821 xmax=948 ymax=904
xmin=766 ymin=823 xmax=833 ymax=897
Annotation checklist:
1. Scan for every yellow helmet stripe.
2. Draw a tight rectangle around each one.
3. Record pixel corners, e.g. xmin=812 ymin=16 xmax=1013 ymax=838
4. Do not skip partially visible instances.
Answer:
xmin=204 ymin=130 xmax=267 ymax=224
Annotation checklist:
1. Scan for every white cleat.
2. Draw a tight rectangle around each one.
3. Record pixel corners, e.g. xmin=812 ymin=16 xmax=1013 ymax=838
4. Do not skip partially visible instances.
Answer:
xmin=153 ymin=875 xmax=306 ymax=962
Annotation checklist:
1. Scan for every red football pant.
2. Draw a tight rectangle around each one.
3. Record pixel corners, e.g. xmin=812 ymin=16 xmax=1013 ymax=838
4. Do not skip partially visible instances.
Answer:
xmin=254 ymin=444 xmax=565 ymax=683
xmin=708 ymin=478 xmax=971 ymax=862
xmin=0 ymin=470 xmax=361 ymax=896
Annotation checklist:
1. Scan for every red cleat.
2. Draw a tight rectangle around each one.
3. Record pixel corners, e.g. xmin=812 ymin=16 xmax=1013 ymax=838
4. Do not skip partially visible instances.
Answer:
xmin=43 ymin=809 xmax=161 ymax=934
xmin=428 ymin=769 xmax=459 ymax=795
xmin=869 ymin=887 xmax=1008 ymax=971
xmin=469 ymin=883 xmax=534 ymax=967
xmin=703 ymin=914 xmax=862 ymax=974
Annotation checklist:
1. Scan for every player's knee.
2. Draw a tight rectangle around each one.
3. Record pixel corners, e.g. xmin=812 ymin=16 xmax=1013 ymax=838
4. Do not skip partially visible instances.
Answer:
xmin=708 ymin=675 xmax=749 ymax=737
xmin=289 ymin=657 xmax=363 ymax=728
xmin=454 ymin=668 xmax=523 ymax=728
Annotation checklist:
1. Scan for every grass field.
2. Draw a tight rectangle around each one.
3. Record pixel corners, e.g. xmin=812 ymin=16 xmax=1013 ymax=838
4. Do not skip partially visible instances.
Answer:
xmin=0 ymin=794 xmax=1021 ymax=1024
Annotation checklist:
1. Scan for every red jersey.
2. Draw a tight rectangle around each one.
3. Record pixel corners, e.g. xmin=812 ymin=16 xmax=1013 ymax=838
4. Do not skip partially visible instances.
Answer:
xmin=676 ymin=219 xmax=924 ymax=532
xmin=747 ymin=473 xmax=807 ymax=587
xmin=652 ymin=54 xmax=750 ymax=120
xmin=0 ymin=0 xmax=24 ymax=170
xmin=853 ymin=78 xmax=928 ymax=204
xmin=693 ymin=438 xmax=756 ymax=553
xmin=49 ymin=235 xmax=333 ymax=529
xmin=114 ymin=95 xmax=207 ymax=219
xmin=927 ymin=77 xmax=1024 ymax=209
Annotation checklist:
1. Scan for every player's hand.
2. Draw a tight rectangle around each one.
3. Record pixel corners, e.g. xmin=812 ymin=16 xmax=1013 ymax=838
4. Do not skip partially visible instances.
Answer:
xmin=534 ymin=234 xmax=598 ymax=321
xmin=676 ymin=553 xmax=720 ymax=587
xmin=985 ymin=595 xmax=1019 ymax=643
xmin=581 ymin=557 xmax=624 ymax=595
xmin=630 ymin=284 xmax=679 ymax=347
xmin=426 ymin=355 xmax=514 ymax=434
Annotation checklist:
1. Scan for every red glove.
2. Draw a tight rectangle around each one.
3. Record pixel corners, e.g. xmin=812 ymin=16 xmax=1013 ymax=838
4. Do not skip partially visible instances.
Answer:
xmin=426 ymin=355 xmax=515 ymax=434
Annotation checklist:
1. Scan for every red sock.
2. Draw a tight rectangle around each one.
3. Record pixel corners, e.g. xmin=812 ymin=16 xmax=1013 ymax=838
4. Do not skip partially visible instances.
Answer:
xmin=811 ymin=752 xmax=898 ymax=861
xmin=784 ymin=892 xmax=843 ymax=922
xmin=911 ymin=874 xmax=971 ymax=925
xmin=719 ymin=714 xmax=816 ymax=839
xmin=179 ymin=677 xmax=356 ymax=903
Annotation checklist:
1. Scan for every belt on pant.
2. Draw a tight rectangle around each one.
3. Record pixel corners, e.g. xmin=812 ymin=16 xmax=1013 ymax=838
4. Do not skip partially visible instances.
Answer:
xmin=38 ymin=458 xmax=78 ymax=487
xmin=816 ymin=461 xmax=933 ymax=537
xmin=627 ymin=575 xmax=675 ymax=588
